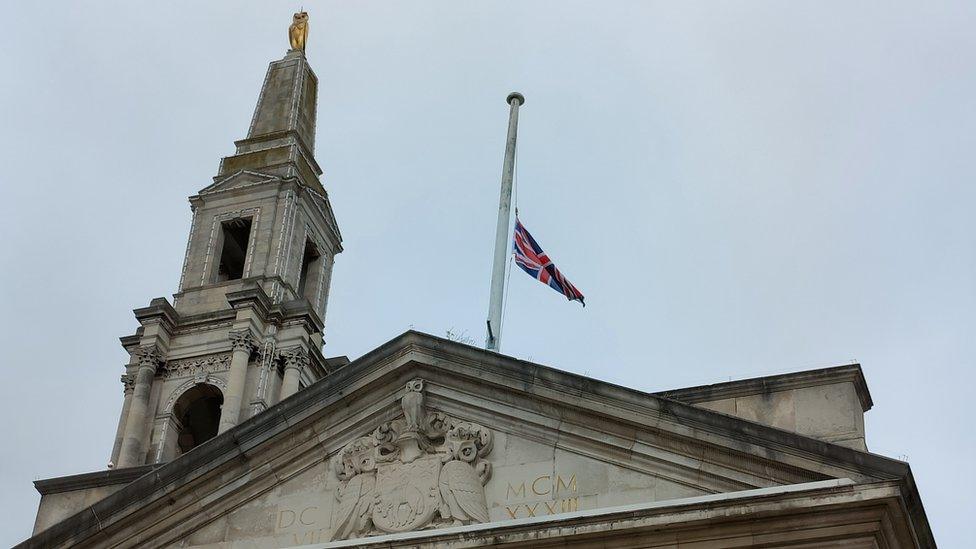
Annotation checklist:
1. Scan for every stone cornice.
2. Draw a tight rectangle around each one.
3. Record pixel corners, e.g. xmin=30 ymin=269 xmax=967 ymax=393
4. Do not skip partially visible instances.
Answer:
xmin=225 ymin=285 xmax=273 ymax=318
xmin=132 ymin=298 xmax=180 ymax=332
xmin=655 ymin=363 xmax=873 ymax=412
xmin=119 ymin=334 xmax=142 ymax=353
xmin=312 ymin=480 xmax=924 ymax=549
xmin=33 ymin=465 xmax=161 ymax=496
xmin=394 ymin=335 xmax=889 ymax=477
xmin=202 ymin=168 xmax=279 ymax=193
xmin=296 ymin=180 xmax=343 ymax=250
xmin=232 ymin=129 xmax=321 ymax=176
xmin=274 ymin=298 xmax=325 ymax=333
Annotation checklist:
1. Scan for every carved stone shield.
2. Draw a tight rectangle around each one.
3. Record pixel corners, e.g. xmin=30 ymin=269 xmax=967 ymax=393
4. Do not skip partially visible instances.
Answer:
xmin=371 ymin=455 xmax=442 ymax=533
xmin=329 ymin=379 xmax=494 ymax=540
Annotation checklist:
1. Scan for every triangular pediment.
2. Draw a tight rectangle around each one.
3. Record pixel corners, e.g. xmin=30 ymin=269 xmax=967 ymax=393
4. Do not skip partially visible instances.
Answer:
xmin=199 ymin=169 xmax=281 ymax=195
xmin=24 ymin=332 xmax=917 ymax=548
xmin=199 ymin=388 xmax=761 ymax=547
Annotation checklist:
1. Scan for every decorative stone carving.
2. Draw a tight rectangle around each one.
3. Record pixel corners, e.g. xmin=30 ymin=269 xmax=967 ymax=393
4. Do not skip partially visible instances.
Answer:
xmin=279 ymin=346 xmax=309 ymax=371
xmin=253 ymin=344 xmax=274 ymax=367
xmin=162 ymin=376 xmax=229 ymax=415
xmin=135 ymin=345 xmax=163 ymax=372
xmin=120 ymin=374 xmax=136 ymax=394
xmin=330 ymin=379 xmax=493 ymax=541
xmin=160 ymin=353 xmax=232 ymax=380
xmin=249 ymin=342 xmax=278 ymax=416
xmin=228 ymin=330 xmax=257 ymax=354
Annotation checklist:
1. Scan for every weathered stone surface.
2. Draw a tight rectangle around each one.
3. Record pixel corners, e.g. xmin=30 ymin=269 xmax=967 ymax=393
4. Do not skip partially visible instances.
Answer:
xmin=20 ymin=332 xmax=935 ymax=548
xmin=282 ymin=480 xmax=918 ymax=549
xmin=658 ymin=364 xmax=872 ymax=450
xmin=32 ymin=466 xmax=160 ymax=535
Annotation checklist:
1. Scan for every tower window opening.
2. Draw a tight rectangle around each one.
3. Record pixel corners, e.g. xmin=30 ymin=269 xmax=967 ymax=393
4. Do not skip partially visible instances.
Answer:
xmin=297 ymin=238 xmax=322 ymax=302
xmin=172 ymin=384 xmax=224 ymax=456
xmin=215 ymin=217 xmax=252 ymax=282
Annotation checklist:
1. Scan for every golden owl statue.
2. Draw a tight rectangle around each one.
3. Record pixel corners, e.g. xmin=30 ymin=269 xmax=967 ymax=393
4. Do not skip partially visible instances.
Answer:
xmin=289 ymin=11 xmax=309 ymax=52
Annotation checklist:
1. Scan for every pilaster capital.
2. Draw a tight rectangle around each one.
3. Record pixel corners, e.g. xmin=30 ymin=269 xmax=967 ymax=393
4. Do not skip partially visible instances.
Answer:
xmin=229 ymin=330 xmax=258 ymax=354
xmin=279 ymin=346 xmax=309 ymax=372
xmin=135 ymin=345 xmax=163 ymax=372
xmin=120 ymin=374 xmax=136 ymax=394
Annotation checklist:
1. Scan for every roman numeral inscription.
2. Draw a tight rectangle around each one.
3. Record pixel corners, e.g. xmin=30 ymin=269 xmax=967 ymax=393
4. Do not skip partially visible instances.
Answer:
xmin=501 ymin=473 xmax=581 ymax=519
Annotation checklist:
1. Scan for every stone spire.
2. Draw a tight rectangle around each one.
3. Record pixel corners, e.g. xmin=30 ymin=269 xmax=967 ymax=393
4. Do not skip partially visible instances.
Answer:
xmin=111 ymin=33 xmax=344 ymax=468
xmin=217 ymin=49 xmax=323 ymax=194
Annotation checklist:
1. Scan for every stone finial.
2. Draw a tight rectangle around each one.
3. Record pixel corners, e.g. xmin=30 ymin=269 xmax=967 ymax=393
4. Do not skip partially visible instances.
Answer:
xmin=228 ymin=330 xmax=257 ymax=354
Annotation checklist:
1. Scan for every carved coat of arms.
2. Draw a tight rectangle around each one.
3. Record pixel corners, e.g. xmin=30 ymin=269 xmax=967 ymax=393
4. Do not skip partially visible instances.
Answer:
xmin=330 ymin=379 xmax=493 ymax=540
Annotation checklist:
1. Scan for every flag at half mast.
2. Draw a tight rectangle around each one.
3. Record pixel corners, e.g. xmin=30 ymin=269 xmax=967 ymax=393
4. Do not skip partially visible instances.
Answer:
xmin=513 ymin=216 xmax=585 ymax=306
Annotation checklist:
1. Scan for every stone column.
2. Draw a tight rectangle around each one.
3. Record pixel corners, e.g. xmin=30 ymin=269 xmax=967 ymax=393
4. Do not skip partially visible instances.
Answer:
xmin=218 ymin=330 xmax=256 ymax=433
xmin=117 ymin=346 xmax=161 ymax=468
xmin=109 ymin=374 xmax=136 ymax=467
xmin=279 ymin=347 xmax=309 ymax=401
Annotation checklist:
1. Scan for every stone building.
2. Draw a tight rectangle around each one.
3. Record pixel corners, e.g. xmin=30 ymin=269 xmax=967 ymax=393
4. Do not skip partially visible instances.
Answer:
xmin=22 ymin=34 xmax=934 ymax=549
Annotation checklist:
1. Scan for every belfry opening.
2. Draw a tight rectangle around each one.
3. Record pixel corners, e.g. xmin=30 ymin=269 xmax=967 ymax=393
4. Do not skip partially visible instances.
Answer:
xmin=215 ymin=217 xmax=252 ymax=282
xmin=172 ymin=384 xmax=224 ymax=455
xmin=298 ymin=238 xmax=322 ymax=302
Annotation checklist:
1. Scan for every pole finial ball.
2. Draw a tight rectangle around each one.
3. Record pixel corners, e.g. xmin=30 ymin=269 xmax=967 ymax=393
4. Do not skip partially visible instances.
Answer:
xmin=507 ymin=92 xmax=525 ymax=106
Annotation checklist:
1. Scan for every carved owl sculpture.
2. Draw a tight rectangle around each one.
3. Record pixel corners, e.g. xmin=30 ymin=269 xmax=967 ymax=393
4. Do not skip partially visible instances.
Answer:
xmin=331 ymin=473 xmax=375 ymax=541
xmin=289 ymin=11 xmax=309 ymax=51
xmin=439 ymin=453 xmax=490 ymax=526
xmin=401 ymin=379 xmax=425 ymax=431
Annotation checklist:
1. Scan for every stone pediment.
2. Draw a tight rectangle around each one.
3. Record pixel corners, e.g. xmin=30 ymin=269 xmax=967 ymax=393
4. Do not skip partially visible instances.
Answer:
xmin=199 ymin=169 xmax=281 ymax=195
xmin=22 ymin=331 xmax=929 ymax=548
xmin=171 ymin=376 xmax=741 ymax=547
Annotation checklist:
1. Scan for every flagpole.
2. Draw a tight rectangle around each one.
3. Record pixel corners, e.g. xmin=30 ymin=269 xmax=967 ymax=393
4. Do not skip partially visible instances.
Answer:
xmin=486 ymin=91 xmax=524 ymax=352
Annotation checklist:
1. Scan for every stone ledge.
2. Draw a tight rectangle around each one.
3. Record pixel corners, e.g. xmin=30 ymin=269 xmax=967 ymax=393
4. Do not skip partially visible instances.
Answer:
xmin=33 ymin=465 xmax=160 ymax=496
xmin=304 ymin=479 xmax=928 ymax=549
xmin=656 ymin=363 xmax=873 ymax=412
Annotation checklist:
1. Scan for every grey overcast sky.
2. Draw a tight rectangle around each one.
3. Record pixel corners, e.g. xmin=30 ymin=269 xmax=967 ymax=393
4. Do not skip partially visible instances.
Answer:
xmin=1 ymin=1 xmax=973 ymax=545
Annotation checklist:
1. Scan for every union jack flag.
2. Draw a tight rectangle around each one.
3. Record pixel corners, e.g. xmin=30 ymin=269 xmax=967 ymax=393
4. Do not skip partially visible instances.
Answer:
xmin=513 ymin=216 xmax=585 ymax=306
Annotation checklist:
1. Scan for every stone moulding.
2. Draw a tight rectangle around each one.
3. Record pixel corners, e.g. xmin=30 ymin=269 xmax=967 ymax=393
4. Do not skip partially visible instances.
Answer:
xmin=199 ymin=169 xmax=280 ymax=195
xmin=657 ymin=363 xmax=874 ymax=412
xmin=33 ymin=465 xmax=163 ymax=496
xmin=162 ymin=376 xmax=229 ymax=415
xmin=330 ymin=378 xmax=494 ymax=541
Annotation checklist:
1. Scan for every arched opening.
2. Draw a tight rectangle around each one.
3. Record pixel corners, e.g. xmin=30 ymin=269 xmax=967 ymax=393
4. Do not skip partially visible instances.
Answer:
xmin=172 ymin=384 xmax=223 ymax=455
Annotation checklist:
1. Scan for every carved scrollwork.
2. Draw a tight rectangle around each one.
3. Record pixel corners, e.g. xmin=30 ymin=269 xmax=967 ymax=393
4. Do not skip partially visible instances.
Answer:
xmin=329 ymin=379 xmax=494 ymax=540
